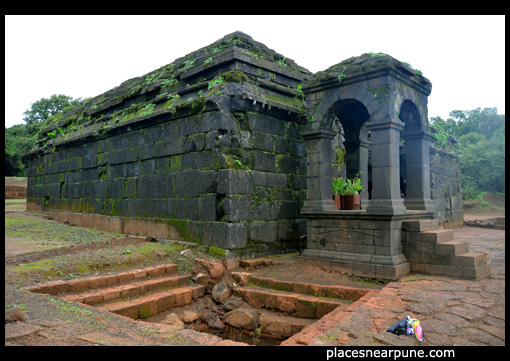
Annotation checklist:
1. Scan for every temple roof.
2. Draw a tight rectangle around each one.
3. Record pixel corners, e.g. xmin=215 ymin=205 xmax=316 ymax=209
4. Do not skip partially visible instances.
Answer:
xmin=26 ymin=33 xmax=432 ymax=157
xmin=305 ymin=52 xmax=432 ymax=92
xmin=28 ymin=31 xmax=311 ymax=156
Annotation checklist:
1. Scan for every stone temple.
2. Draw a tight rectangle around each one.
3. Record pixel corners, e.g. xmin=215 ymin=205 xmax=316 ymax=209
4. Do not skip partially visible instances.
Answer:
xmin=24 ymin=31 xmax=490 ymax=280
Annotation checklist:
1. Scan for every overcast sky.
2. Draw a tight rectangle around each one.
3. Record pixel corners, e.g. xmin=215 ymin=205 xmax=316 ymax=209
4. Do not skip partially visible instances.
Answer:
xmin=5 ymin=15 xmax=505 ymax=128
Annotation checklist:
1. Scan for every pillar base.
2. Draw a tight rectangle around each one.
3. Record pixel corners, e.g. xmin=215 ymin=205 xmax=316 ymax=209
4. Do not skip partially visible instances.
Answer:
xmin=365 ymin=199 xmax=407 ymax=215
xmin=298 ymin=249 xmax=410 ymax=280
xmin=301 ymin=199 xmax=337 ymax=213
xmin=404 ymin=198 xmax=435 ymax=212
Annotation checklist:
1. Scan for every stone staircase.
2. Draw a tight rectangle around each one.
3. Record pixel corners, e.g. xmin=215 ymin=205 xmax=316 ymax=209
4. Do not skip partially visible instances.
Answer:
xmin=402 ymin=219 xmax=492 ymax=280
xmin=26 ymin=263 xmax=204 ymax=320
xmin=232 ymin=276 xmax=373 ymax=319
xmin=495 ymin=217 xmax=505 ymax=230
xmin=231 ymin=271 xmax=378 ymax=337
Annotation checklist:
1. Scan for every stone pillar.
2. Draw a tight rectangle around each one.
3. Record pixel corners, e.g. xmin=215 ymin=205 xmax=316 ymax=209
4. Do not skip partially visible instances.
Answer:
xmin=403 ymin=130 xmax=435 ymax=212
xmin=365 ymin=120 xmax=407 ymax=215
xmin=301 ymin=129 xmax=337 ymax=212
xmin=344 ymin=139 xmax=370 ymax=209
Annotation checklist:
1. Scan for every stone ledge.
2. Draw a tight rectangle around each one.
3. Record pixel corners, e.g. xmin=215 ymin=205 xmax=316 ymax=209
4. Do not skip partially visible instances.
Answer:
xmin=25 ymin=263 xmax=178 ymax=295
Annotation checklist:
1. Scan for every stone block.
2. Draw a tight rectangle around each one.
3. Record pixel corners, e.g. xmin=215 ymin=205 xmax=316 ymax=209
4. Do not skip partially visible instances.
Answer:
xmin=186 ymin=198 xmax=198 ymax=220
xmin=249 ymin=221 xmax=277 ymax=243
xmin=295 ymin=296 xmax=316 ymax=318
xmin=413 ymin=229 xmax=454 ymax=243
xmin=252 ymin=201 xmax=271 ymax=221
xmin=266 ymin=172 xmax=287 ymax=188
xmin=259 ymin=313 xmax=293 ymax=337
xmin=223 ymin=196 xmax=251 ymax=221
xmin=217 ymin=169 xmax=253 ymax=194
xmin=155 ymin=221 xmax=170 ymax=239
xmin=277 ymin=155 xmax=298 ymax=174
xmin=198 ymin=196 xmax=217 ymax=221
xmin=198 ymin=170 xmax=217 ymax=194
xmin=253 ymin=131 xmax=274 ymax=152
xmin=81 ymin=214 xmax=94 ymax=228
xmin=402 ymin=220 xmax=438 ymax=232
xmin=253 ymin=151 xmax=276 ymax=172
xmin=436 ymin=240 xmax=469 ymax=256
xmin=203 ymin=222 xmax=247 ymax=249
xmin=138 ymin=297 xmax=158 ymax=319
xmin=241 ymin=289 xmax=266 ymax=309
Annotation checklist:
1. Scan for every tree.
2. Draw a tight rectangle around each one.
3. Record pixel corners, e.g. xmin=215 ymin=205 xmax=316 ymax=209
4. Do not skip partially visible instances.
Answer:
xmin=444 ymin=107 xmax=504 ymax=140
xmin=5 ymin=127 xmax=25 ymax=176
xmin=457 ymin=125 xmax=505 ymax=197
xmin=430 ymin=107 xmax=505 ymax=199
xmin=22 ymin=94 xmax=83 ymax=126
xmin=5 ymin=94 xmax=83 ymax=176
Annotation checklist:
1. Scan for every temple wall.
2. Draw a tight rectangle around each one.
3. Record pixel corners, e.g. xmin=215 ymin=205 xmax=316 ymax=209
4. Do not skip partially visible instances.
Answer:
xmin=26 ymin=106 xmax=307 ymax=257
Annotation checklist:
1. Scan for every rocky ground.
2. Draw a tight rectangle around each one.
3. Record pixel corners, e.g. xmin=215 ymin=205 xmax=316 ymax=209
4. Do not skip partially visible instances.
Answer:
xmin=4 ymin=197 xmax=505 ymax=347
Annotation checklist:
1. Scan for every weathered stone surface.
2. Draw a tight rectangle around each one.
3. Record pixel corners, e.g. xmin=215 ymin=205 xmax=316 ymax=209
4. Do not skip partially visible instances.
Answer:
xmin=224 ymin=308 xmax=259 ymax=330
xmin=211 ymin=282 xmax=231 ymax=303
xmin=23 ymin=30 xmax=465 ymax=285
xmin=5 ymin=306 xmax=25 ymax=323
xmin=231 ymin=271 xmax=251 ymax=286
xmin=180 ymin=310 xmax=199 ymax=323
xmin=5 ymin=322 xmax=41 ymax=341
xmin=195 ymin=258 xmax=224 ymax=279
xmin=24 ymin=32 xmax=309 ymax=257
xmin=161 ymin=313 xmax=184 ymax=327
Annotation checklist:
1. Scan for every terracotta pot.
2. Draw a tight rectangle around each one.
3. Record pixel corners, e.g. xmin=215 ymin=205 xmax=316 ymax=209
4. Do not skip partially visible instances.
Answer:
xmin=333 ymin=195 xmax=341 ymax=210
xmin=344 ymin=194 xmax=361 ymax=210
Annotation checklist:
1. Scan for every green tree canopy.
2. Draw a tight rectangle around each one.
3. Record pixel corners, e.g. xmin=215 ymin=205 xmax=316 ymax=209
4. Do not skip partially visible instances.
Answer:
xmin=22 ymin=94 xmax=83 ymax=126
xmin=430 ymin=107 xmax=505 ymax=199
xmin=5 ymin=94 xmax=83 ymax=176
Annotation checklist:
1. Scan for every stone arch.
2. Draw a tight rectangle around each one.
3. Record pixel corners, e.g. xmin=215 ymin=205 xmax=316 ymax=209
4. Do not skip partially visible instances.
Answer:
xmin=397 ymin=99 xmax=435 ymax=212
xmin=310 ymin=87 xmax=374 ymax=131
xmin=394 ymin=85 xmax=429 ymax=132
xmin=399 ymin=99 xmax=424 ymax=132
xmin=324 ymin=97 xmax=371 ymax=208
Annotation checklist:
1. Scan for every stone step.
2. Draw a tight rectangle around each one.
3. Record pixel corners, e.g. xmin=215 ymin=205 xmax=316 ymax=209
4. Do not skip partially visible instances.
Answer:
xmin=60 ymin=274 xmax=192 ymax=305
xmin=238 ymin=258 xmax=283 ymax=271
xmin=494 ymin=217 xmax=505 ymax=230
xmin=452 ymin=251 xmax=492 ymax=269
xmin=410 ymin=250 xmax=492 ymax=280
xmin=406 ymin=229 xmax=455 ymax=243
xmin=249 ymin=276 xmax=372 ymax=302
xmin=232 ymin=286 xmax=352 ymax=319
xmin=402 ymin=219 xmax=438 ymax=232
xmin=98 ymin=284 xmax=205 ymax=320
xmin=435 ymin=240 xmax=469 ymax=256
xmin=259 ymin=310 xmax=316 ymax=338
xmin=26 ymin=263 xmax=178 ymax=295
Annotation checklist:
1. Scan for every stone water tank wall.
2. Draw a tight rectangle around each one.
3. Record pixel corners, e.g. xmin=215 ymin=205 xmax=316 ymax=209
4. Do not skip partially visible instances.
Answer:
xmin=24 ymin=32 xmax=310 ymax=257
xmin=429 ymin=145 xmax=463 ymax=226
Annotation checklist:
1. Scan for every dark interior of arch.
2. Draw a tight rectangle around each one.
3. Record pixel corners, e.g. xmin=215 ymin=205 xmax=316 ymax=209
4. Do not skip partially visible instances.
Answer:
xmin=399 ymin=100 xmax=422 ymax=132
xmin=336 ymin=101 xmax=370 ymax=142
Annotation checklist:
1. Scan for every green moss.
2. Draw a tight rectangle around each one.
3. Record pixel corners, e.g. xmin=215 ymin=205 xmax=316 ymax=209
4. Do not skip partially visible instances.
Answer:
xmin=208 ymin=246 xmax=227 ymax=258
xmin=167 ymin=155 xmax=182 ymax=172
xmin=223 ymin=69 xmax=249 ymax=83
xmin=165 ymin=218 xmax=202 ymax=244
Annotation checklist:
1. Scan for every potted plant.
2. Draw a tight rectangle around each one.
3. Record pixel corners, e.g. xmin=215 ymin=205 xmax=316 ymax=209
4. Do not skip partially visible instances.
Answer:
xmin=332 ymin=177 xmax=348 ymax=210
xmin=344 ymin=174 xmax=364 ymax=210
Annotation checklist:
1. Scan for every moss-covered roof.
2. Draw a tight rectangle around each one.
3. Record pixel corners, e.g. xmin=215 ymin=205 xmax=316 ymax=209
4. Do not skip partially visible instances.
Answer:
xmin=26 ymin=35 xmax=433 ymax=158
xmin=28 ymin=31 xmax=311 ymax=156
xmin=305 ymin=52 xmax=432 ymax=91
